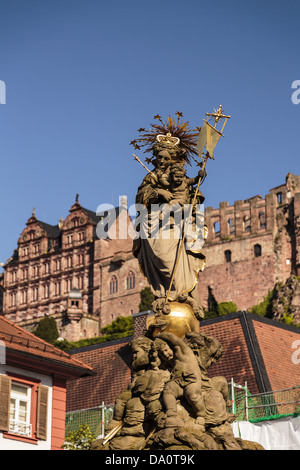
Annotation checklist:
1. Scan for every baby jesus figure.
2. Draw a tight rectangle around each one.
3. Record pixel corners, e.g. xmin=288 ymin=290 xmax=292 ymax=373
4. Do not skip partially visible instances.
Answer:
xmin=158 ymin=163 xmax=204 ymax=207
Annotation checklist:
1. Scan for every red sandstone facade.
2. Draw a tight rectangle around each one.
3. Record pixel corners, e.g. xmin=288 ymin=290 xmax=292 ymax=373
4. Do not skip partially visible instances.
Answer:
xmin=1 ymin=196 xmax=147 ymax=340
xmin=198 ymin=172 xmax=300 ymax=310
xmin=1 ymin=173 xmax=300 ymax=339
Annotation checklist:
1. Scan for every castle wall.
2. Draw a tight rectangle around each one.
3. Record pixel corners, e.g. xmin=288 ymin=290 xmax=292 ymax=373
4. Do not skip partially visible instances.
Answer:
xmin=198 ymin=172 xmax=300 ymax=310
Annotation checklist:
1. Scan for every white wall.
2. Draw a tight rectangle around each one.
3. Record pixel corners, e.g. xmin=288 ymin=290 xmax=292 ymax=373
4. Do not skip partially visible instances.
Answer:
xmin=231 ymin=416 xmax=300 ymax=450
xmin=0 ymin=364 xmax=53 ymax=450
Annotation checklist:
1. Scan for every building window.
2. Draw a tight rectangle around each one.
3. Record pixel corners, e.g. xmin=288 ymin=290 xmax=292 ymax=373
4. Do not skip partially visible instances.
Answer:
xmin=110 ymin=275 xmax=118 ymax=294
xmin=67 ymin=234 xmax=73 ymax=245
xmin=65 ymin=279 xmax=72 ymax=293
xmin=21 ymin=290 xmax=27 ymax=305
xmin=0 ymin=375 xmax=49 ymax=442
xmin=78 ymin=232 xmax=84 ymax=242
xmin=9 ymin=382 xmax=32 ymax=437
xmin=76 ymin=276 xmax=83 ymax=290
xmin=33 ymin=265 xmax=39 ymax=277
xmin=77 ymin=253 xmax=84 ymax=265
xmin=54 ymin=259 xmax=61 ymax=271
xmin=259 ymin=211 xmax=266 ymax=229
xmin=243 ymin=215 xmax=251 ymax=232
xmin=54 ymin=281 xmax=61 ymax=296
xmin=22 ymin=246 xmax=29 ymax=257
xmin=254 ymin=244 xmax=262 ymax=257
xmin=22 ymin=268 xmax=28 ymax=280
xmin=213 ymin=221 xmax=220 ymax=235
xmin=66 ymin=256 xmax=73 ymax=269
xmin=277 ymin=192 xmax=283 ymax=204
xmin=29 ymin=230 xmax=35 ymax=240
xmin=32 ymin=287 xmax=39 ymax=302
xmin=10 ymin=292 xmax=16 ymax=307
xmin=126 ymin=271 xmax=135 ymax=290
xmin=33 ymin=244 xmax=40 ymax=255
xmin=43 ymin=285 xmax=49 ymax=299
xmin=224 ymin=250 xmax=231 ymax=263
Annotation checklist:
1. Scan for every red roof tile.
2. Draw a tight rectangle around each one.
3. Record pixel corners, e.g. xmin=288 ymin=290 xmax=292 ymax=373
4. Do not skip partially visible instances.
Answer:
xmin=0 ymin=316 xmax=93 ymax=377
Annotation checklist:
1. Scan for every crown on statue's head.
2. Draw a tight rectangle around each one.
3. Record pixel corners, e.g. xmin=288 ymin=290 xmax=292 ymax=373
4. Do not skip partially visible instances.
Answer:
xmin=130 ymin=113 xmax=201 ymax=167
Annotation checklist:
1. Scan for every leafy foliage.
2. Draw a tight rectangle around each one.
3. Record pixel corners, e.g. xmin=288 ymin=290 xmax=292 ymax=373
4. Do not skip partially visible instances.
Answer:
xmin=139 ymin=286 xmax=154 ymax=312
xmin=217 ymin=301 xmax=237 ymax=316
xmin=204 ymin=289 xmax=237 ymax=318
xmin=250 ymin=290 xmax=274 ymax=317
xmin=101 ymin=315 xmax=133 ymax=336
xmin=62 ymin=423 xmax=96 ymax=450
xmin=33 ymin=316 xmax=59 ymax=343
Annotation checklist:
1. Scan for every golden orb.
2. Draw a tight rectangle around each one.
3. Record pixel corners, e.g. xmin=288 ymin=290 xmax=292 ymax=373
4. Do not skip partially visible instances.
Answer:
xmin=146 ymin=301 xmax=199 ymax=339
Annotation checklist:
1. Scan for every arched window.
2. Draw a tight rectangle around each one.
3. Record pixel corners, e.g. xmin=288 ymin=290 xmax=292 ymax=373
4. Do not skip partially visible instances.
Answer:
xmin=110 ymin=275 xmax=118 ymax=294
xmin=254 ymin=244 xmax=262 ymax=257
xmin=126 ymin=271 xmax=135 ymax=290
xmin=224 ymin=250 xmax=231 ymax=263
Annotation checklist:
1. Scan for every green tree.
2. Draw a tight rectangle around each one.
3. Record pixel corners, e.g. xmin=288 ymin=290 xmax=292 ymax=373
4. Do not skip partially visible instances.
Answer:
xmin=33 ymin=316 xmax=59 ymax=343
xmin=217 ymin=301 xmax=237 ymax=316
xmin=250 ymin=290 xmax=274 ymax=317
xmin=101 ymin=316 xmax=133 ymax=337
xmin=139 ymin=287 xmax=154 ymax=312
xmin=63 ymin=423 xmax=96 ymax=450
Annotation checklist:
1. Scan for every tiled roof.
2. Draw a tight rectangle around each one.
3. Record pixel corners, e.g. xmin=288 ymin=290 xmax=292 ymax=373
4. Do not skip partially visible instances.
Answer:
xmin=252 ymin=318 xmax=300 ymax=391
xmin=66 ymin=337 xmax=132 ymax=411
xmin=197 ymin=311 xmax=300 ymax=394
xmin=0 ymin=316 xmax=93 ymax=377
xmin=200 ymin=313 xmax=260 ymax=394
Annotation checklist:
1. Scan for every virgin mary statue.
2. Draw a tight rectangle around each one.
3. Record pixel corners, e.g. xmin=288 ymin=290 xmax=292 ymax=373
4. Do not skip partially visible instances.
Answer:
xmin=131 ymin=114 xmax=207 ymax=321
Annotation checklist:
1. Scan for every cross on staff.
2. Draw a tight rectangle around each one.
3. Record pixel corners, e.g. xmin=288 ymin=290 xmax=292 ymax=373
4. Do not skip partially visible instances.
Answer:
xmin=205 ymin=104 xmax=231 ymax=134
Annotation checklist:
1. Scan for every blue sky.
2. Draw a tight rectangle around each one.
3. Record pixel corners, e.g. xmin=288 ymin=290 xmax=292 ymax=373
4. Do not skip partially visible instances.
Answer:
xmin=0 ymin=0 xmax=299 ymax=265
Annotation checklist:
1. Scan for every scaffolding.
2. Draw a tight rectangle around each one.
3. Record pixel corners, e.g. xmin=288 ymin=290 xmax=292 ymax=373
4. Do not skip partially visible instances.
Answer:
xmin=228 ymin=379 xmax=300 ymax=422
xmin=65 ymin=403 xmax=114 ymax=439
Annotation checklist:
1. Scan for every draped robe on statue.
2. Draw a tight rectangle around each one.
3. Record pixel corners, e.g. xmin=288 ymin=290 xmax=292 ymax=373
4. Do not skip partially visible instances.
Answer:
xmin=133 ymin=172 xmax=206 ymax=301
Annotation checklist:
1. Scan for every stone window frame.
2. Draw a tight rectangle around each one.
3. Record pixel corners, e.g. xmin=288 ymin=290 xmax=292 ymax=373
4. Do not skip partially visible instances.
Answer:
xmin=109 ymin=275 xmax=118 ymax=294
xmin=254 ymin=243 xmax=262 ymax=258
xmin=126 ymin=271 xmax=135 ymax=290
xmin=224 ymin=250 xmax=232 ymax=263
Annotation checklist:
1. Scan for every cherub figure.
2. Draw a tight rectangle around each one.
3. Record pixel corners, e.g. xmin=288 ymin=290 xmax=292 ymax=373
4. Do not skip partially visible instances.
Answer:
xmin=107 ymin=337 xmax=153 ymax=427
xmin=158 ymin=163 xmax=204 ymax=207
xmin=184 ymin=331 xmax=234 ymax=424
xmin=156 ymin=332 xmax=205 ymax=428
xmin=131 ymin=341 xmax=171 ymax=425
